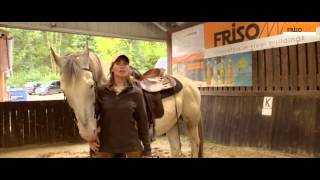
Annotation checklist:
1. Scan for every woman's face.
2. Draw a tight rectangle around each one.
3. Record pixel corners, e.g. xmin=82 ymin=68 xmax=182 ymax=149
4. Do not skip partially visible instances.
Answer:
xmin=112 ymin=59 xmax=130 ymax=78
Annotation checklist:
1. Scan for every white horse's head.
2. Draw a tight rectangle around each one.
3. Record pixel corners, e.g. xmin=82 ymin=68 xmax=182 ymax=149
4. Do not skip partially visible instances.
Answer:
xmin=51 ymin=47 xmax=101 ymax=142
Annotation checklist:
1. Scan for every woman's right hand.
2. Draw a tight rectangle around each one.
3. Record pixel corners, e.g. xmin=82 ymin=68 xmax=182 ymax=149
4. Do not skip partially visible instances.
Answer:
xmin=89 ymin=141 xmax=100 ymax=152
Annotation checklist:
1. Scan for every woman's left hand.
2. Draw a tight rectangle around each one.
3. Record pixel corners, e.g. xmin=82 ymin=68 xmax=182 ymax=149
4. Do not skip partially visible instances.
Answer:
xmin=89 ymin=141 xmax=100 ymax=152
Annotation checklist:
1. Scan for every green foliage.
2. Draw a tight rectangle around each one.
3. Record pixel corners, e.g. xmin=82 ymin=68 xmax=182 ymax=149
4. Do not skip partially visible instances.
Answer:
xmin=5 ymin=28 xmax=167 ymax=87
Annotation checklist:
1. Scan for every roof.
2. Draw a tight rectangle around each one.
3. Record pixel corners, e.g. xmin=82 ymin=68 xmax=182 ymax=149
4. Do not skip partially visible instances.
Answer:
xmin=0 ymin=22 xmax=201 ymax=41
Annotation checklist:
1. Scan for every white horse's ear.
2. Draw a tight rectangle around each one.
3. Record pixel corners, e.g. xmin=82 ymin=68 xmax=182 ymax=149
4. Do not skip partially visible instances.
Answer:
xmin=81 ymin=45 xmax=90 ymax=67
xmin=51 ymin=48 xmax=63 ymax=68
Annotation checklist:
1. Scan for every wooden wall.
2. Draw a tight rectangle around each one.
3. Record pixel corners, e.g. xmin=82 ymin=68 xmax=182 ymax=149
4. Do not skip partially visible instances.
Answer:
xmin=196 ymin=42 xmax=320 ymax=156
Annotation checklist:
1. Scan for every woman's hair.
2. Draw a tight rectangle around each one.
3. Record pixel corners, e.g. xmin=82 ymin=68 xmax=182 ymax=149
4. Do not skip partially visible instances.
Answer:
xmin=106 ymin=60 xmax=133 ymax=89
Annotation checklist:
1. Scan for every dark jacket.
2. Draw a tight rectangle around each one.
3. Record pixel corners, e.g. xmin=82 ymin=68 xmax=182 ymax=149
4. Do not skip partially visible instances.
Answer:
xmin=95 ymin=83 xmax=151 ymax=155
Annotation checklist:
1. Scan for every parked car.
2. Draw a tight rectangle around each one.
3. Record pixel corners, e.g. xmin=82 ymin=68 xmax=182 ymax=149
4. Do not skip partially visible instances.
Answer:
xmin=24 ymin=82 xmax=41 ymax=95
xmin=7 ymin=88 xmax=29 ymax=101
xmin=35 ymin=80 xmax=62 ymax=96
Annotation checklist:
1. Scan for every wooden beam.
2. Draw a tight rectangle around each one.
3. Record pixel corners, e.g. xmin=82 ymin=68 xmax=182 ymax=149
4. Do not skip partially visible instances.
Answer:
xmin=168 ymin=22 xmax=204 ymax=33
xmin=167 ymin=32 xmax=172 ymax=75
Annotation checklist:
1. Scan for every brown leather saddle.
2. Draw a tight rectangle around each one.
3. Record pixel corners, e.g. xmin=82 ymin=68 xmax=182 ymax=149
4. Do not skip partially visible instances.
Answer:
xmin=131 ymin=68 xmax=183 ymax=137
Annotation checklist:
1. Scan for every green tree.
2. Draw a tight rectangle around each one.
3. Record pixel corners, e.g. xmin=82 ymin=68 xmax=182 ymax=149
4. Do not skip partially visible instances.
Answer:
xmin=6 ymin=28 xmax=167 ymax=87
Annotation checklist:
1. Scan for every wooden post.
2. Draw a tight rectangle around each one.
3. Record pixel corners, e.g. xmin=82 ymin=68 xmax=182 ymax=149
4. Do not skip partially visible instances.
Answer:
xmin=272 ymin=48 xmax=281 ymax=91
xmin=258 ymin=51 xmax=266 ymax=91
xmin=280 ymin=47 xmax=289 ymax=91
xmin=307 ymin=43 xmax=317 ymax=90
xmin=289 ymin=45 xmax=298 ymax=91
xmin=167 ymin=32 xmax=172 ymax=75
xmin=252 ymin=51 xmax=258 ymax=91
xmin=265 ymin=49 xmax=274 ymax=91
xmin=298 ymin=44 xmax=307 ymax=91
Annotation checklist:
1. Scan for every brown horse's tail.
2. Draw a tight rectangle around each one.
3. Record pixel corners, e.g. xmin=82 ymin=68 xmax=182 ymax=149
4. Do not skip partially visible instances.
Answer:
xmin=198 ymin=116 xmax=204 ymax=158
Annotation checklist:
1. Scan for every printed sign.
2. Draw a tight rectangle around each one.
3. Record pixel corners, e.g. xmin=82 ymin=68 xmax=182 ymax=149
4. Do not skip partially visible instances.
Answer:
xmin=262 ymin=97 xmax=273 ymax=116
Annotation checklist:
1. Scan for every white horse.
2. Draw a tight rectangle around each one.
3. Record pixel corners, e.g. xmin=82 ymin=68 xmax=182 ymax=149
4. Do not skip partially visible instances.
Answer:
xmin=51 ymin=47 xmax=203 ymax=157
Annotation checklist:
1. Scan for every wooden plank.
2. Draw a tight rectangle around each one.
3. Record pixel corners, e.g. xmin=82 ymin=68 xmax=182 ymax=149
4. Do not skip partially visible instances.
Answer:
xmin=17 ymin=103 xmax=25 ymax=146
xmin=42 ymin=102 xmax=50 ymax=143
xmin=307 ymin=43 xmax=317 ymax=90
xmin=298 ymin=44 xmax=307 ymax=91
xmin=47 ymin=102 xmax=56 ymax=143
xmin=3 ymin=103 xmax=11 ymax=148
xmin=303 ymin=97 xmax=317 ymax=154
xmin=222 ymin=96 xmax=231 ymax=145
xmin=238 ymin=96 xmax=248 ymax=147
xmin=258 ymin=51 xmax=266 ymax=91
xmin=253 ymin=96 xmax=263 ymax=147
xmin=55 ymin=101 xmax=63 ymax=142
xmin=243 ymin=96 xmax=253 ymax=147
xmin=282 ymin=96 xmax=293 ymax=152
xmin=22 ymin=103 xmax=30 ymax=145
xmin=0 ymin=103 xmax=3 ymax=148
xmin=29 ymin=103 xmax=37 ymax=144
xmin=267 ymin=96 xmax=277 ymax=149
xmin=279 ymin=97 xmax=294 ymax=152
xmin=210 ymin=97 xmax=219 ymax=141
xmin=54 ymin=101 xmax=64 ymax=142
xmin=216 ymin=97 xmax=226 ymax=144
xmin=203 ymin=96 xmax=212 ymax=140
xmin=271 ymin=96 xmax=283 ymax=151
xmin=314 ymin=99 xmax=320 ymax=155
xmin=293 ymin=96 xmax=308 ymax=154
xmin=252 ymin=51 xmax=259 ymax=91
xmin=8 ymin=104 xmax=17 ymax=147
xmin=212 ymin=97 xmax=222 ymax=143
xmin=289 ymin=45 xmax=298 ymax=91
xmin=273 ymin=48 xmax=281 ymax=91
xmin=223 ymin=96 xmax=233 ymax=145
xmin=280 ymin=46 xmax=289 ymax=91
xmin=63 ymin=102 xmax=76 ymax=142
xmin=201 ymin=96 xmax=209 ymax=139
xmin=10 ymin=103 xmax=23 ymax=147
xmin=230 ymin=97 xmax=241 ymax=146
xmin=288 ymin=97 xmax=301 ymax=154
xmin=317 ymin=42 xmax=320 ymax=89
xmin=207 ymin=97 xmax=215 ymax=140
xmin=265 ymin=49 xmax=274 ymax=91
xmin=223 ymin=96 xmax=232 ymax=145
xmin=35 ymin=102 xmax=47 ymax=144
xmin=247 ymin=97 xmax=256 ymax=147
xmin=167 ymin=32 xmax=172 ymax=75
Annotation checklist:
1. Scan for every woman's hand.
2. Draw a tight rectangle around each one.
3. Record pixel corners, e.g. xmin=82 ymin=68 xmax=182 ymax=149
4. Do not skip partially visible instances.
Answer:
xmin=89 ymin=140 xmax=100 ymax=152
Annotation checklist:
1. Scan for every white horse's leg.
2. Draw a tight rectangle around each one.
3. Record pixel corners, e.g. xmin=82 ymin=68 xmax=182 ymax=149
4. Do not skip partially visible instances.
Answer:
xmin=166 ymin=123 xmax=183 ymax=157
xmin=184 ymin=120 xmax=200 ymax=157
xmin=179 ymin=76 xmax=202 ymax=158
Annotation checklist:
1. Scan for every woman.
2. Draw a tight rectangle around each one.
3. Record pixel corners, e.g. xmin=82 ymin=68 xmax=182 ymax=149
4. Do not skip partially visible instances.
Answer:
xmin=89 ymin=55 xmax=152 ymax=158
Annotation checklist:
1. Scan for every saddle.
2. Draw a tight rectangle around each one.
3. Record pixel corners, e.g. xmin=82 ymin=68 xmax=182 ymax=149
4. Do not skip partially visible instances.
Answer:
xmin=132 ymin=68 xmax=183 ymax=139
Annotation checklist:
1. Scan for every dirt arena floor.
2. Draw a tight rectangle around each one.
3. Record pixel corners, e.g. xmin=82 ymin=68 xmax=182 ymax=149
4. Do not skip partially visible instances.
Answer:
xmin=0 ymin=136 xmax=311 ymax=158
